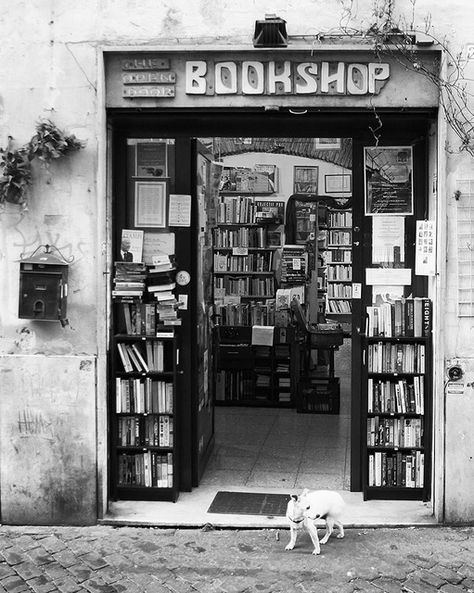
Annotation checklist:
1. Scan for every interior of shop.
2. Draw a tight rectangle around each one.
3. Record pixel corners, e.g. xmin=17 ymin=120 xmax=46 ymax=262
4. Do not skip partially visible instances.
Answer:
xmin=199 ymin=137 xmax=354 ymax=492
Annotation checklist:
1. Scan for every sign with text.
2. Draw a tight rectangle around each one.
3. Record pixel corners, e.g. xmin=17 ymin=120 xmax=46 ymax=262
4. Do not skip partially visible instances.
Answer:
xmin=185 ymin=60 xmax=390 ymax=96
xmin=105 ymin=51 xmax=441 ymax=109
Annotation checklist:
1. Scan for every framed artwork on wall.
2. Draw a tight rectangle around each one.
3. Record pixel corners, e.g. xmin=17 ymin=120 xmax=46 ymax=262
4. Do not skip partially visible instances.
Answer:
xmin=293 ymin=166 xmax=319 ymax=194
xmin=315 ymin=138 xmax=341 ymax=150
xmin=134 ymin=179 xmax=168 ymax=228
xmin=325 ymin=174 xmax=352 ymax=193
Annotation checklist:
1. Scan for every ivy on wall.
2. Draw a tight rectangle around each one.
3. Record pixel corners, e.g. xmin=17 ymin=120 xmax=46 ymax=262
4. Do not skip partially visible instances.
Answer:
xmin=325 ymin=0 xmax=474 ymax=156
xmin=0 ymin=120 xmax=85 ymax=211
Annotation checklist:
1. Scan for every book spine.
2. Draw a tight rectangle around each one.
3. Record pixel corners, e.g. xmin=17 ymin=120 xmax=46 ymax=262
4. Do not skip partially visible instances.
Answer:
xmin=422 ymin=298 xmax=432 ymax=336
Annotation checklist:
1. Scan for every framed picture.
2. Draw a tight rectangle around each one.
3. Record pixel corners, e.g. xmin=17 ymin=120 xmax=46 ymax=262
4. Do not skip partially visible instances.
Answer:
xmin=254 ymin=164 xmax=278 ymax=192
xmin=135 ymin=140 xmax=168 ymax=177
xmin=364 ymin=146 xmax=413 ymax=216
xmin=134 ymin=179 xmax=168 ymax=228
xmin=325 ymin=174 xmax=352 ymax=194
xmin=294 ymin=166 xmax=319 ymax=194
xmin=315 ymin=138 xmax=341 ymax=150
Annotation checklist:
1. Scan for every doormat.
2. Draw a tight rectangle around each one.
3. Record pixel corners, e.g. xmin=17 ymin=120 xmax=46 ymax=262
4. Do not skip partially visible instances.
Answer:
xmin=207 ymin=491 xmax=290 ymax=516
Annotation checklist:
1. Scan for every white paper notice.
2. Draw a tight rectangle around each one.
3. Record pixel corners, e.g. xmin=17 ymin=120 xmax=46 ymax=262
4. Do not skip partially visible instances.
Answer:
xmin=168 ymin=194 xmax=191 ymax=227
xmin=142 ymin=232 xmax=175 ymax=265
xmin=366 ymin=268 xmax=412 ymax=285
xmin=415 ymin=220 xmax=436 ymax=276
xmin=372 ymin=216 xmax=405 ymax=265
xmin=251 ymin=325 xmax=275 ymax=346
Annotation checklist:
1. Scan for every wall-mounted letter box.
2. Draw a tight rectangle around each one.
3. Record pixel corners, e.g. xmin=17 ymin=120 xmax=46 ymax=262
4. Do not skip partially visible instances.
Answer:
xmin=19 ymin=246 xmax=69 ymax=321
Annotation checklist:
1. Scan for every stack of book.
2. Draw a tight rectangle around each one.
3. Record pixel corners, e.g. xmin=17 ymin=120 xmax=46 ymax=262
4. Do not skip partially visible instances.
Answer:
xmin=147 ymin=255 xmax=181 ymax=326
xmin=112 ymin=262 xmax=147 ymax=299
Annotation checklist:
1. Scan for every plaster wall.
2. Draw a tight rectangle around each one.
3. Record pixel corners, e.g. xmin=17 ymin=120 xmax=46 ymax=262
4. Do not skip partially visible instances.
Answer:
xmin=0 ymin=356 xmax=97 ymax=525
xmin=0 ymin=0 xmax=473 ymax=523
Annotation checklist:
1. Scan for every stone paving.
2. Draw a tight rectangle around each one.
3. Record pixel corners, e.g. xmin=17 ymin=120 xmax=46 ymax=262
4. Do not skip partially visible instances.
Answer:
xmin=0 ymin=524 xmax=473 ymax=592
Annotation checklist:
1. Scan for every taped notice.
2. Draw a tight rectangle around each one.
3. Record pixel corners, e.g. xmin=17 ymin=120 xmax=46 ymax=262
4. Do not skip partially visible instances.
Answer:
xmin=168 ymin=194 xmax=191 ymax=227
xmin=366 ymin=268 xmax=412 ymax=286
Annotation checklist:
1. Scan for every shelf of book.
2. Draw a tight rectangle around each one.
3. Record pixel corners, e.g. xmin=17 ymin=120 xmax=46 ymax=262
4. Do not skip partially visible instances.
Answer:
xmin=214 ymin=326 xmax=300 ymax=407
xmin=110 ymin=258 xmax=180 ymax=502
xmin=112 ymin=330 xmax=179 ymax=502
xmin=213 ymin=213 xmax=278 ymax=325
xmin=323 ymin=209 xmax=352 ymax=321
xmin=361 ymin=299 xmax=432 ymax=502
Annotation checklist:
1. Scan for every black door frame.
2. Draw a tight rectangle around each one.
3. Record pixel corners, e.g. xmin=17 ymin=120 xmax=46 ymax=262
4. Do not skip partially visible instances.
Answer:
xmin=109 ymin=108 xmax=435 ymax=494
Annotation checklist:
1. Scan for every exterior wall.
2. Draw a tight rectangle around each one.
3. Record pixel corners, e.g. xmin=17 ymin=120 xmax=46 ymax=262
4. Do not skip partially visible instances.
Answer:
xmin=0 ymin=0 xmax=474 ymax=523
xmin=0 ymin=356 xmax=97 ymax=525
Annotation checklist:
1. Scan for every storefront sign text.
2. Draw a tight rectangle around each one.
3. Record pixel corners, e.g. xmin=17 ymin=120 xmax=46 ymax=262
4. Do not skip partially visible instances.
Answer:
xmin=185 ymin=60 xmax=390 ymax=96
xmin=123 ymin=86 xmax=175 ymax=98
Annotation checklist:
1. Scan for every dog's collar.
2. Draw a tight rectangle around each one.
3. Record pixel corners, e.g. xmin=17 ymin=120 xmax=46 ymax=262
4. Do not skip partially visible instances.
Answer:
xmin=288 ymin=516 xmax=305 ymax=524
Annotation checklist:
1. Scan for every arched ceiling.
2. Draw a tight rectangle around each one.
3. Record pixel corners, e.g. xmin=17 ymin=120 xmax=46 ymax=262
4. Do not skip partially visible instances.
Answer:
xmin=213 ymin=137 xmax=352 ymax=169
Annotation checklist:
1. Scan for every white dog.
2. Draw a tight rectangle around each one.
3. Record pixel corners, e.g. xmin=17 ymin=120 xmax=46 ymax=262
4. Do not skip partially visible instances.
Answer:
xmin=285 ymin=489 xmax=345 ymax=555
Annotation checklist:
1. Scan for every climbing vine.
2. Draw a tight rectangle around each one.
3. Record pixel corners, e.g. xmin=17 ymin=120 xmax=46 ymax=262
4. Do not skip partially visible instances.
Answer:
xmin=0 ymin=119 xmax=85 ymax=210
xmin=319 ymin=0 xmax=474 ymax=155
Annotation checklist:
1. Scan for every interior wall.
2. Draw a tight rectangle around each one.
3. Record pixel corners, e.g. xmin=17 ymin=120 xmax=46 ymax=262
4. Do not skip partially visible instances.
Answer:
xmin=222 ymin=152 xmax=350 ymax=202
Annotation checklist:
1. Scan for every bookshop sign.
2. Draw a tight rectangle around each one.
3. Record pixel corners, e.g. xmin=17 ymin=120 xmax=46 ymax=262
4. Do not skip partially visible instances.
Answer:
xmin=184 ymin=60 xmax=390 ymax=96
xmin=105 ymin=50 xmax=440 ymax=108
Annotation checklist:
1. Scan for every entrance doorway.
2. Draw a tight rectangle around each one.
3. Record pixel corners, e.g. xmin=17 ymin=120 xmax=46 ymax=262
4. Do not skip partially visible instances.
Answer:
xmin=195 ymin=136 xmax=354 ymax=493
xmin=108 ymin=110 xmax=434 ymax=520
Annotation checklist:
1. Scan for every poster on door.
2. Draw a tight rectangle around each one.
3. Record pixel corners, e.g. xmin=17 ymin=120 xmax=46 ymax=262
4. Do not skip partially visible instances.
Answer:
xmin=364 ymin=146 xmax=413 ymax=215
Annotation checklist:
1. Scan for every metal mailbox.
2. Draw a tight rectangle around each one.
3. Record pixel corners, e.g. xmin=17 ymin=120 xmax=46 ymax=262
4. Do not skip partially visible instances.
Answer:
xmin=19 ymin=246 xmax=69 ymax=321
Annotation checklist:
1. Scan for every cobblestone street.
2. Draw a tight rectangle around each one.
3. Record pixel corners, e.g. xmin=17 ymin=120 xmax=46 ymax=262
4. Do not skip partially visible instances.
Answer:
xmin=0 ymin=525 xmax=473 ymax=592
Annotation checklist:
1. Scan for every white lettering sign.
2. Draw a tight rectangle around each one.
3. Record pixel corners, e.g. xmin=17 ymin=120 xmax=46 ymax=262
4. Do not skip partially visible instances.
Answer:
xmin=267 ymin=60 xmax=292 ymax=94
xmin=185 ymin=60 xmax=390 ymax=96
xmin=186 ymin=61 xmax=207 ymax=94
xmin=242 ymin=61 xmax=265 ymax=94
xmin=215 ymin=62 xmax=237 ymax=94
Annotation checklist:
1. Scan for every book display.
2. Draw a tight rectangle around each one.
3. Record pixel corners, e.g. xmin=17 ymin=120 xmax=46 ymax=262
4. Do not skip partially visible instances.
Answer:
xmin=111 ymin=254 xmax=180 ymax=501
xmin=214 ymin=326 xmax=300 ymax=406
xmin=325 ymin=209 xmax=352 ymax=317
xmin=362 ymin=298 xmax=432 ymax=500
xmin=213 ymin=195 xmax=279 ymax=324
xmin=212 ymin=186 xmax=303 ymax=406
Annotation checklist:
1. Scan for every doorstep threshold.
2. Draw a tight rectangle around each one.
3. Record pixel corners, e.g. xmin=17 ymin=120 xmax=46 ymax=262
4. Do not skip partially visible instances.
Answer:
xmin=100 ymin=486 xmax=438 ymax=529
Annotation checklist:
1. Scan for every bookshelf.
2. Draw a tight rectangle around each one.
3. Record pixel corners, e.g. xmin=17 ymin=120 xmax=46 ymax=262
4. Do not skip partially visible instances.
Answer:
xmin=214 ymin=326 xmax=300 ymax=406
xmin=325 ymin=209 xmax=352 ymax=318
xmin=212 ymin=194 xmax=300 ymax=407
xmin=362 ymin=297 xmax=432 ymax=501
xmin=110 ymin=261 xmax=180 ymax=501
xmin=213 ymin=195 xmax=280 ymax=325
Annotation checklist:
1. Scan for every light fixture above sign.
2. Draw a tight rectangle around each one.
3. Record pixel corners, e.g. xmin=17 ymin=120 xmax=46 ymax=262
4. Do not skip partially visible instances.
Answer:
xmin=253 ymin=14 xmax=288 ymax=48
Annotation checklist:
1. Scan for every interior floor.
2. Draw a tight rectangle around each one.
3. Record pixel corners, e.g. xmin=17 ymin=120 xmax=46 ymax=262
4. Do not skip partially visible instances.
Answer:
xmin=202 ymin=398 xmax=350 ymax=491
xmin=201 ymin=406 xmax=350 ymax=491
xmin=201 ymin=339 xmax=351 ymax=491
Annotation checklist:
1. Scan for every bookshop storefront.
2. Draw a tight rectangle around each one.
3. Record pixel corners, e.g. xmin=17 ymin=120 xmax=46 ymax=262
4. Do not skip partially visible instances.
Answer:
xmin=104 ymin=47 xmax=443 ymax=521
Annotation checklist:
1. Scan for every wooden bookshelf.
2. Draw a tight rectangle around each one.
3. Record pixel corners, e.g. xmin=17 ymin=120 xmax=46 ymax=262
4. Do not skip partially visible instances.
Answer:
xmin=361 ymin=298 xmax=432 ymax=501
xmin=110 ymin=260 xmax=180 ymax=502
xmin=325 ymin=209 xmax=352 ymax=319
xmin=213 ymin=195 xmax=279 ymax=326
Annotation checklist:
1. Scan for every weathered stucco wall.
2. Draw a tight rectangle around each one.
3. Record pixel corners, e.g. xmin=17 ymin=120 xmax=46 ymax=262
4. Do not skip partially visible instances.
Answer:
xmin=1 ymin=0 xmax=474 ymax=523
xmin=0 ymin=356 xmax=97 ymax=525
